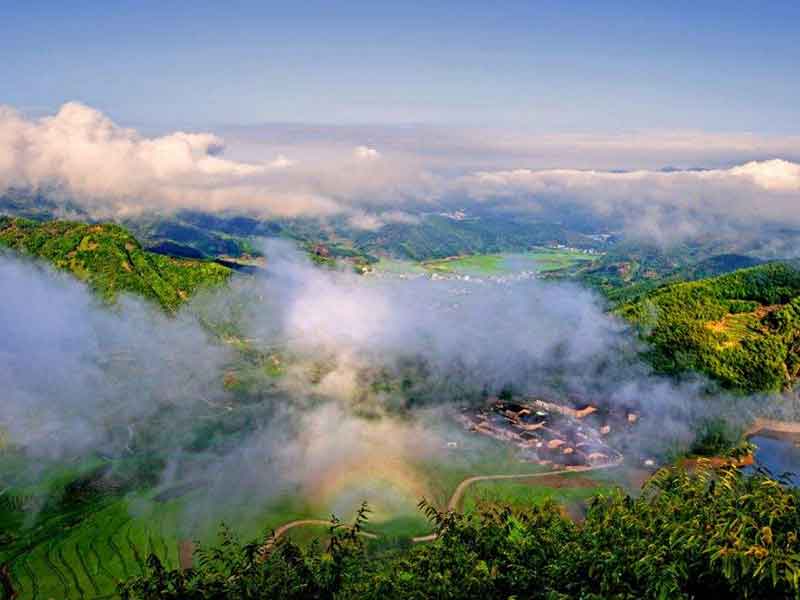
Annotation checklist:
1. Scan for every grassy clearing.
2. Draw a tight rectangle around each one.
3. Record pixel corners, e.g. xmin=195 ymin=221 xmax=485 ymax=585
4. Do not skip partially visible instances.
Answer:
xmin=282 ymin=524 xmax=333 ymax=548
xmin=419 ymin=249 xmax=598 ymax=276
xmin=412 ymin=437 xmax=551 ymax=509
xmin=365 ymin=514 xmax=431 ymax=539
xmin=422 ymin=254 xmax=505 ymax=275
xmin=522 ymin=248 xmax=598 ymax=272
xmin=460 ymin=476 xmax=609 ymax=514
xmin=374 ymin=258 xmax=428 ymax=275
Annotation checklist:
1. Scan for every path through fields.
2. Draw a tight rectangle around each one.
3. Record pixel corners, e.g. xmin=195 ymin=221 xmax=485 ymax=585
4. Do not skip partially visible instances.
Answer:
xmin=267 ymin=457 xmax=624 ymax=546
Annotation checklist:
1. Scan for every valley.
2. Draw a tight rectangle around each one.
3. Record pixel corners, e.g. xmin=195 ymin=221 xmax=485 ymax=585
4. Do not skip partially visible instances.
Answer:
xmin=1 ymin=217 xmax=799 ymax=599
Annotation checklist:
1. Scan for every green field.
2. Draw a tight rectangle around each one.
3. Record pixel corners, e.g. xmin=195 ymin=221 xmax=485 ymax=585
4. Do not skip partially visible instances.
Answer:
xmin=521 ymin=248 xmax=598 ymax=272
xmin=373 ymin=257 xmax=428 ymax=275
xmin=0 ymin=494 xmax=188 ymax=600
xmin=418 ymin=248 xmax=599 ymax=276
xmin=459 ymin=475 xmax=610 ymax=514
xmin=421 ymin=254 xmax=505 ymax=274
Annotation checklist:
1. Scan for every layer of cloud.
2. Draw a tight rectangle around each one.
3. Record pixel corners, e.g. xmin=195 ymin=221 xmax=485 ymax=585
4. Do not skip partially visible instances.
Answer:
xmin=457 ymin=159 xmax=800 ymax=243
xmin=3 ymin=102 xmax=800 ymax=243
xmin=0 ymin=102 xmax=409 ymax=220
xmin=221 ymin=123 xmax=800 ymax=171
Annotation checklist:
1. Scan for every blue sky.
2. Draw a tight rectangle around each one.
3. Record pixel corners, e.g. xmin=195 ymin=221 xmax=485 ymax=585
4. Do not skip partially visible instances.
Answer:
xmin=2 ymin=1 xmax=799 ymax=132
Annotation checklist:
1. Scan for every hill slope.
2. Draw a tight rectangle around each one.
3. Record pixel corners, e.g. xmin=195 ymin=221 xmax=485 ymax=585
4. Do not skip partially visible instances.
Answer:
xmin=351 ymin=214 xmax=601 ymax=260
xmin=0 ymin=217 xmax=231 ymax=310
xmin=618 ymin=263 xmax=800 ymax=392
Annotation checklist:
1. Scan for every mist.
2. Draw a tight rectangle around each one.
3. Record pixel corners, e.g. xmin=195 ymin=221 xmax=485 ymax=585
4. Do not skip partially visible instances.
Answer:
xmin=1 ymin=242 xmax=793 ymax=529
xmin=0 ymin=255 xmax=233 ymax=459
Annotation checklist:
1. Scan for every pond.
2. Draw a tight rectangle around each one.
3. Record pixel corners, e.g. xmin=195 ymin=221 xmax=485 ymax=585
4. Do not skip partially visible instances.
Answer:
xmin=747 ymin=434 xmax=800 ymax=487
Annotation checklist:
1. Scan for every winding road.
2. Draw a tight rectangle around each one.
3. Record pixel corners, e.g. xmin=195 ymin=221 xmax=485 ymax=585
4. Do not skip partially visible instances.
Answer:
xmin=744 ymin=418 xmax=800 ymax=439
xmin=264 ymin=415 xmax=800 ymax=549
xmin=261 ymin=519 xmax=378 ymax=553
xmin=265 ymin=457 xmax=624 ymax=548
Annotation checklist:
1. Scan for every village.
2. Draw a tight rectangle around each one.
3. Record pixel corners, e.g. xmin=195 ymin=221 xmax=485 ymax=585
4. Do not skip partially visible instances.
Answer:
xmin=457 ymin=397 xmax=638 ymax=468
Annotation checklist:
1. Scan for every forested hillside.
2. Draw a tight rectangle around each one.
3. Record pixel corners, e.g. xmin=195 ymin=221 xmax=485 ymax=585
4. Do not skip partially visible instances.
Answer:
xmin=556 ymin=238 xmax=766 ymax=303
xmin=619 ymin=263 xmax=800 ymax=392
xmin=350 ymin=214 xmax=600 ymax=260
xmin=0 ymin=217 xmax=231 ymax=310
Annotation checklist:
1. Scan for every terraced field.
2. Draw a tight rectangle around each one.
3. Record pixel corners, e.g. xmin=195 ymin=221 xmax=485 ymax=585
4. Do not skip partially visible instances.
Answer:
xmin=0 ymin=496 xmax=187 ymax=600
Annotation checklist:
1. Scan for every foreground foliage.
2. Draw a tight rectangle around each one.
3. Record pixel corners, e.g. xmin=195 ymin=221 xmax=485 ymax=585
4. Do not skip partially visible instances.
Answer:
xmin=0 ymin=217 xmax=230 ymax=310
xmin=120 ymin=464 xmax=800 ymax=599
xmin=619 ymin=263 xmax=800 ymax=392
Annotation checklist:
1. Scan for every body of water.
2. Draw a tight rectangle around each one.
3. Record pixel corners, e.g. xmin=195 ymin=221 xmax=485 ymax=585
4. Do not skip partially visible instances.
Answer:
xmin=748 ymin=435 xmax=800 ymax=487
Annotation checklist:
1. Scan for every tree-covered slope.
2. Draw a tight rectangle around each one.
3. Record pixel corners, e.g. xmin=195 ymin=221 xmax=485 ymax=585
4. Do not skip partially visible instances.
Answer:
xmin=557 ymin=237 xmax=766 ymax=303
xmin=618 ymin=263 xmax=800 ymax=392
xmin=0 ymin=217 xmax=231 ymax=310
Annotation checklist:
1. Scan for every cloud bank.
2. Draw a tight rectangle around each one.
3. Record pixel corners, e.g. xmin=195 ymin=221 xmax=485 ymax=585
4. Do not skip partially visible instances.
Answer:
xmin=0 ymin=102 xmax=406 ymax=221
xmin=458 ymin=159 xmax=800 ymax=243
xmin=2 ymin=102 xmax=800 ymax=242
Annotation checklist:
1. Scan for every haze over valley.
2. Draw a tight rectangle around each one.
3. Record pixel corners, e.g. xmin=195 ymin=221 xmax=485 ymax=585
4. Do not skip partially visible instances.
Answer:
xmin=2 ymin=3 xmax=800 ymax=599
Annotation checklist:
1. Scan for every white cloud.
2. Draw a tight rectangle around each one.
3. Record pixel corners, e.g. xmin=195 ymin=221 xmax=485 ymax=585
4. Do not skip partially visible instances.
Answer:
xmin=459 ymin=160 xmax=800 ymax=243
xmin=0 ymin=102 xmax=340 ymax=218
xmin=2 ymin=102 xmax=800 ymax=244
xmin=347 ymin=211 xmax=385 ymax=230
xmin=354 ymin=145 xmax=380 ymax=160
xmin=0 ymin=103 xmax=438 ymax=220
xmin=346 ymin=209 xmax=421 ymax=231
xmin=729 ymin=159 xmax=800 ymax=191
xmin=380 ymin=210 xmax=420 ymax=225
xmin=268 ymin=154 xmax=296 ymax=169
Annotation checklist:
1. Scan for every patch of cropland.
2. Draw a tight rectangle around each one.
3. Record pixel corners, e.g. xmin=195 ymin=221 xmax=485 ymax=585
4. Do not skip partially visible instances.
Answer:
xmin=0 ymin=477 xmax=187 ymax=600
xmin=420 ymin=248 xmax=598 ymax=276
xmin=0 ymin=216 xmax=231 ymax=310
xmin=618 ymin=262 xmax=800 ymax=392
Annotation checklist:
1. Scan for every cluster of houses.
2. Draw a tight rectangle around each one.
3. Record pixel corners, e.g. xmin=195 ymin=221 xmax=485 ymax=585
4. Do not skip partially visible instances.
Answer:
xmin=457 ymin=398 xmax=634 ymax=468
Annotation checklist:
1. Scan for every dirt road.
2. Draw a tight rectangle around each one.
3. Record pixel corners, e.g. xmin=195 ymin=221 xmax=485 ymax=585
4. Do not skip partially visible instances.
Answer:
xmin=410 ymin=458 xmax=623 ymax=542
xmin=744 ymin=418 xmax=800 ymax=438
xmin=267 ymin=458 xmax=623 ymax=546
xmin=262 ymin=519 xmax=378 ymax=552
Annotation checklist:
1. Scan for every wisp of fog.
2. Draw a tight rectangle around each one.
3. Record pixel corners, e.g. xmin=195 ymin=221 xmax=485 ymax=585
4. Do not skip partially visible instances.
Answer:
xmin=0 ymin=242 xmax=789 ymax=526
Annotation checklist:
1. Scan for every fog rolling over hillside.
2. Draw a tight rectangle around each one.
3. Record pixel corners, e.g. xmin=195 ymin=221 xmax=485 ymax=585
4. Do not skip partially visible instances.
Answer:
xmin=0 ymin=242 xmax=788 ymax=528
xmin=0 ymin=256 xmax=232 ymax=458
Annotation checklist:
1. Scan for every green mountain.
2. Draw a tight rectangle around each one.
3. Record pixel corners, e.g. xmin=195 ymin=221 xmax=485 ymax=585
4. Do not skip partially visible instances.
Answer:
xmin=349 ymin=214 xmax=601 ymax=260
xmin=0 ymin=217 xmax=231 ymax=310
xmin=550 ymin=236 xmax=766 ymax=302
xmin=618 ymin=262 xmax=800 ymax=392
